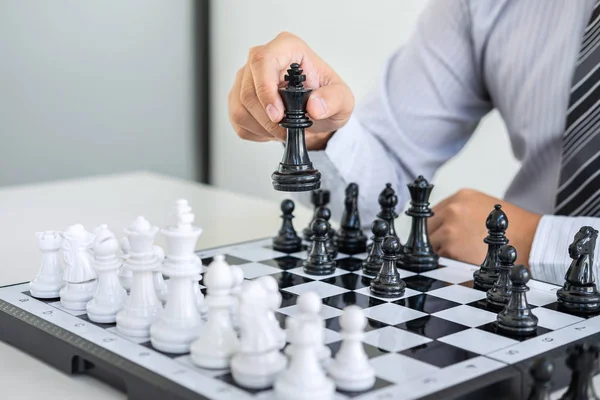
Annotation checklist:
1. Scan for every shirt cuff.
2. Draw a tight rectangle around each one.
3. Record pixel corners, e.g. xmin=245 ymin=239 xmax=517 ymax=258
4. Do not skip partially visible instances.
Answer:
xmin=529 ymin=214 xmax=600 ymax=285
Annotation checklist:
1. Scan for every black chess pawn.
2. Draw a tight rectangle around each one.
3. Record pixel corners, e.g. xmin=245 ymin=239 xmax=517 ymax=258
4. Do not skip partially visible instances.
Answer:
xmin=362 ymin=219 xmax=389 ymax=276
xmin=370 ymin=236 xmax=406 ymax=298
xmin=314 ymin=206 xmax=337 ymax=258
xmin=473 ymin=204 xmax=509 ymax=291
xmin=334 ymin=183 xmax=367 ymax=254
xmin=377 ymin=183 xmax=399 ymax=239
xmin=302 ymin=218 xmax=336 ymax=275
xmin=486 ymin=244 xmax=516 ymax=309
xmin=527 ymin=357 xmax=553 ymax=400
xmin=397 ymin=176 xmax=438 ymax=272
xmin=303 ymin=189 xmax=330 ymax=241
xmin=560 ymin=343 xmax=600 ymax=400
xmin=557 ymin=226 xmax=600 ymax=314
xmin=272 ymin=199 xmax=302 ymax=253
xmin=496 ymin=264 xmax=538 ymax=337
xmin=271 ymin=63 xmax=321 ymax=192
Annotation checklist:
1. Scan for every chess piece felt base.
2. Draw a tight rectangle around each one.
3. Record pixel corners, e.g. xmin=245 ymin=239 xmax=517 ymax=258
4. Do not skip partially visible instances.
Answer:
xmin=557 ymin=284 xmax=600 ymax=313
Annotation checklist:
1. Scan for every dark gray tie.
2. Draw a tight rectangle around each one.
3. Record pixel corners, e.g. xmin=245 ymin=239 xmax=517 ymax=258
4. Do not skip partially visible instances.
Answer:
xmin=555 ymin=2 xmax=600 ymax=217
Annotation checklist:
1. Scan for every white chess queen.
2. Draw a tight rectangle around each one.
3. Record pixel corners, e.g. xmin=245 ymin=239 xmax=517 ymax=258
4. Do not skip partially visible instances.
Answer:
xmin=59 ymin=224 xmax=97 ymax=310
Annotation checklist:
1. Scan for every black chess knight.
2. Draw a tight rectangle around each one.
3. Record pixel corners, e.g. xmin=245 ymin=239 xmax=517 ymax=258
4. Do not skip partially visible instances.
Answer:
xmin=271 ymin=63 xmax=321 ymax=192
xmin=303 ymin=189 xmax=331 ymax=241
xmin=473 ymin=204 xmax=509 ymax=291
xmin=557 ymin=226 xmax=600 ymax=314
xmin=334 ymin=183 xmax=367 ymax=254
xmin=272 ymin=199 xmax=302 ymax=253
xmin=560 ymin=343 xmax=600 ymax=400
xmin=397 ymin=176 xmax=438 ymax=272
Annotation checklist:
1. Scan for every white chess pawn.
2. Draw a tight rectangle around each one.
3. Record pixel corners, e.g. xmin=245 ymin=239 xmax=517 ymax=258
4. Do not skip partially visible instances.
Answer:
xmin=115 ymin=216 xmax=163 ymax=338
xmin=285 ymin=291 xmax=331 ymax=364
xmin=256 ymin=275 xmax=285 ymax=349
xmin=86 ymin=225 xmax=128 ymax=323
xmin=230 ymin=280 xmax=287 ymax=389
xmin=59 ymin=224 xmax=97 ymax=310
xmin=152 ymin=245 xmax=168 ymax=304
xmin=274 ymin=311 xmax=335 ymax=400
xmin=229 ymin=264 xmax=244 ymax=330
xmin=29 ymin=231 xmax=64 ymax=299
xmin=190 ymin=254 xmax=239 ymax=369
xmin=327 ymin=305 xmax=375 ymax=391
xmin=118 ymin=236 xmax=132 ymax=291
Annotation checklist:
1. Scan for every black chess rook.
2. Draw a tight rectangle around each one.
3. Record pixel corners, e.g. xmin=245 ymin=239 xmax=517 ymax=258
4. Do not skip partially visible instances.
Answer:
xmin=271 ymin=63 xmax=321 ymax=192
xmin=272 ymin=199 xmax=302 ymax=253
xmin=474 ymin=204 xmax=509 ymax=291
xmin=370 ymin=236 xmax=406 ymax=298
xmin=303 ymin=189 xmax=331 ymax=241
xmin=397 ymin=176 xmax=438 ymax=272
xmin=334 ymin=183 xmax=367 ymax=254
xmin=496 ymin=264 xmax=538 ymax=337
xmin=557 ymin=226 xmax=600 ymax=314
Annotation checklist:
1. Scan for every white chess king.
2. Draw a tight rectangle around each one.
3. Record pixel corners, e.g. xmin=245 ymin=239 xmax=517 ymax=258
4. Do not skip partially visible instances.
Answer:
xmin=29 ymin=231 xmax=64 ymax=299
xmin=59 ymin=224 xmax=97 ymax=310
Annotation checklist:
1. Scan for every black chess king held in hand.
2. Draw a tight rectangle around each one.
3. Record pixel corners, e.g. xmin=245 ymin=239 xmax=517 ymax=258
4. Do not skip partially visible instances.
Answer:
xmin=271 ymin=63 xmax=321 ymax=192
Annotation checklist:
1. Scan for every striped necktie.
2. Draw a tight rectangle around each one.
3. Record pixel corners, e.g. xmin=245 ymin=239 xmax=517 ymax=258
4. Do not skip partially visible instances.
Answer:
xmin=555 ymin=2 xmax=600 ymax=217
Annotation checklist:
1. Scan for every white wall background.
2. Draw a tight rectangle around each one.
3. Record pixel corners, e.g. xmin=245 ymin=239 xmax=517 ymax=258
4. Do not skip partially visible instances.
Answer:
xmin=210 ymin=0 xmax=521 ymax=205
xmin=0 ymin=0 xmax=196 ymax=187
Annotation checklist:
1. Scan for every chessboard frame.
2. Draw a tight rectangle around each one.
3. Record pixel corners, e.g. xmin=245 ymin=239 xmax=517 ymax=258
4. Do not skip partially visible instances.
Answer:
xmin=0 ymin=237 xmax=597 ymax=400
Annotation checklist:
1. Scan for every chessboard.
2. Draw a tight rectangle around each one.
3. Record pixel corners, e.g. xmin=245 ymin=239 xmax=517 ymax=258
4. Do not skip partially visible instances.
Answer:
xmin=0 ymin=237 xmax=598 ymax=400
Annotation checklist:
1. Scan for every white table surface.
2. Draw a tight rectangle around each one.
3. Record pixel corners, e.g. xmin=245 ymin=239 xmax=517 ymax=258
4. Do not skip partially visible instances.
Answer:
xmin=0 ymin=171 xmax=316 ymax=399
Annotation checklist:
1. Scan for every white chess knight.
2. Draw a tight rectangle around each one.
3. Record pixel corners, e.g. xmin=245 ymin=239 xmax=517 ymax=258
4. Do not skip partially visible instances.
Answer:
xmin=327 ymin=305 xmax=375 ymax=391
xmin=115 ymin=216 xmax=163 ymax=338
xmin=86 ymin=225 xmax=128 ymax=323
xmin=230 ymin=279 xmax=287 ymax=389
xmin=190 ymin=254 xmax=239 ymax=369
xmin=150 ymin=199 xmax=203 ymax=354
xmin=59 ymin=224 xmax=97 ymax=310
xmin=29 ymin=231 xmax=64 ymax=299
xmin=274 ymin=299 xmax=335 ymax=400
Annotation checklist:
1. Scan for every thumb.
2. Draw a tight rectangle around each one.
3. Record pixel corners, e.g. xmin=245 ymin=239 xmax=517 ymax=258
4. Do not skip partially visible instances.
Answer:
xmin=306 ymin=82 xmax=354 ymax=122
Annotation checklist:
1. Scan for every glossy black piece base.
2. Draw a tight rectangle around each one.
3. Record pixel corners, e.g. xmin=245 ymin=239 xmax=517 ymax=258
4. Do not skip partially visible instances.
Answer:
xmin=473 ymin=271 xmax=499 ymax=292
xmin=557 ymin=285 xmax=600 ymax=313
xmin=271 ymin=168 xmax=321 ymax=192
xmin=272 ymin=238 xmax=302 ymax=253
xmin=335 ymin=234 xmax=367 ymax=255
xmin=302 ymin=259 xmax=336 ymax=276
xmin=370 ymin=279 xmax=406 ymax=298
xmin=397 ymin=253 xmax=438 ymax=273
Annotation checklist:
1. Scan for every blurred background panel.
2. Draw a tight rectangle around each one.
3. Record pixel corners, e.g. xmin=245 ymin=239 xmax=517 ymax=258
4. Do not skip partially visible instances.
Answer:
xmin=0 ymin=0 xmax=209 ymax=186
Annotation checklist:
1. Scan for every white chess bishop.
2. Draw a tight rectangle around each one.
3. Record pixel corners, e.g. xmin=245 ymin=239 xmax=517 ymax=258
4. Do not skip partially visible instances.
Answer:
xmin=150 ymin=199 xmax=203 ymax=354
xmin=59 ymin=224 xmax=97 ymax=310
xmin=115 ymin=216 xmax=163 ymax=338
xmin=86 ymin=225 xmax=128 ymax=323
xmin=29 ymin=231 xmax=64 ymax=299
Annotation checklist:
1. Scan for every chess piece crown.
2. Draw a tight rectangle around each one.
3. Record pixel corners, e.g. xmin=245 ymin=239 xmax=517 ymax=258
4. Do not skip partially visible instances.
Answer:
xmin=123 ymin=216 xmax=159 ymax=259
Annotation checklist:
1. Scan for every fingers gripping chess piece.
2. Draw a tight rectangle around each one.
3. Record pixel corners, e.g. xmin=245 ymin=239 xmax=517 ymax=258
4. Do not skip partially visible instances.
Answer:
xmin=59 ymin=224 xmax=97 ymax=310
xmin=271 ymin=63 xmax=321 ymax=192
xmin=190 ymin=255 xmax=239 ymax=369
xmin=496 ymin=264 xmax=538 ymax=337
xmin=302 ymin=218 xmax=336 ymax=276
xmin=486 ymin=244 xmax=517 ymax=309
xmin=86 ymin=225 xmax=127 ymax=323
xmin=231 ymin=280 xmax=287 ymax=389
xmin=29 ymin=231 xmax=64 ymax=299
xmin=327 ymin=305 xmax=376 ymax=392
xmin=527 ymin=357 xmax=553 ymax=400
xmin=303 ymin=189 xmax=330 ymax=241
xmin=474 ymin=204 xmax=509 ymax=291
xmin=370 ymin=236 xmax=406 ymax=298
xmin=272 ymin=199 xmax=302 ymax=253
xmin=115 ymin=217 xmax=163 ymax=338
xmin=561 ymin=343 xmax=600 ymax=400
xmin=334 ymin=183 xmax=367 ymax=254
xmin=557 ymin=226 xmax=600 ymax=314
xmin=362 ymin=219 xmax=389 ymax=276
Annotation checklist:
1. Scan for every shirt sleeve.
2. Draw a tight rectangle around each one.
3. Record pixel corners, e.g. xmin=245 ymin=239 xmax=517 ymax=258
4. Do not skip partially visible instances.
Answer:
xmin=529 ymin=215 xmax=600 ymax=285
xmin=295 ymin=0 xmax=493 ymax=227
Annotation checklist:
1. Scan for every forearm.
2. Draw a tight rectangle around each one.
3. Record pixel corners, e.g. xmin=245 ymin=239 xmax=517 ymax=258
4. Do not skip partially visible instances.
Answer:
xmin=529 ymin=215 xmax=600 ymax=285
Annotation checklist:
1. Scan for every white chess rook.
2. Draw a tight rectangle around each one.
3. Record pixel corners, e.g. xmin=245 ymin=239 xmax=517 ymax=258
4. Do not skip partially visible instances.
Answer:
xmin=59 ymin=224 xmax=97 ymax=310
xmin=29 ymin=231 xmax=64 ymax=299
xmin=116 ymin=217 xmax=163 ymax=338
xmin=150 ymin=200 xmax=204 ymax=354
xmin=327 ymin=305 xmax=375 ymax=391
xmin=86 ymin=225 xmax=127 ymax=323
xmin=190 ymin=254 xmax=239 ymax=369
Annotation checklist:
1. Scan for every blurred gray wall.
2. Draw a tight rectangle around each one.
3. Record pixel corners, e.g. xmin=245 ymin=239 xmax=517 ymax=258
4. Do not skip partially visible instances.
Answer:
xmin=0 ymin=0 xmax=198 ymax=187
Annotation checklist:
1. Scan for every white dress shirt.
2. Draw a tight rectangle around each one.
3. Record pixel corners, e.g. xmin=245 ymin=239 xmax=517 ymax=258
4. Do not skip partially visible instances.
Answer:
xmin=296 ymin=0 xmax=600 ymax=285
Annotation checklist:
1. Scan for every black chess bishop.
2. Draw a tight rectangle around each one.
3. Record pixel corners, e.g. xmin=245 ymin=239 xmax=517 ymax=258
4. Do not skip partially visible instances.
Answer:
xmin=362 ymin=219 xmax=389 ymax=276
xmin=560 ymin=343 xmax=600 ymax=400
xmin=377 ymin=183 xmax=399 ymax=239
xmin=272 ymin=199 xmax=302 ymax=253
xmin=370 ymin=236 xmax=406 ymax=298
xmin=496 ymin=264 xmax=538 ymax=337
xmin=474 ymin=204 xmax=509 ymax=291
xmin=557 ymin=226 xmax=600 ymax=314
xmin=397 ymin=176 xmax=438 ymax=272
xmin=334 ymin=183 xmax=367 ymax=254
xmin=302 ymin=218 xmax=336 ymax=275
xmin=314 ymin=205 xmax=337 ymax=258
xmin=303 ymin=189 xmax=331 ymax=241
xmin=486 ymin=244 xmax=516 ymax=309
xmin=271 ymin=63 xmax=321 ymax=192
xmin=527 ymin=357 xmax=553 ymax=400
